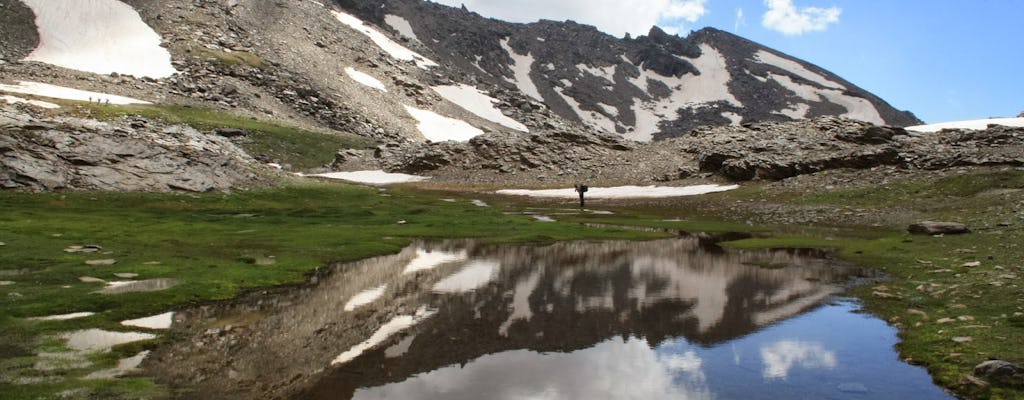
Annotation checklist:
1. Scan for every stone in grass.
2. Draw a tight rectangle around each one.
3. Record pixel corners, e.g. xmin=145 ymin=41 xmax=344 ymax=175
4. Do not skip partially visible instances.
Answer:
xmin=113 ymin=273 xmax=139 ymax=279
xmin=64 ymin=245 xmax=102 ymax=253
xmin=907 ymin=221 xmax=970 ymax=235
xmin=79 ymin=277 xmax=105 ymax=283
xmin=85 ymin=259 xmax=117 ymax=266
xmin=974 ymin=360 xmax=1024 ymax=385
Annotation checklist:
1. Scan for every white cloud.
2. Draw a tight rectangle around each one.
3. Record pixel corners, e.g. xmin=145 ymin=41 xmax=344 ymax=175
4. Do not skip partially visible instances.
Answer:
xmin=762 ymin=0 xmax=841 ymax=35
xmin=734 ymin=8 xmax=746 ymax=32
xmin=429 ymin=0 xmax=708 ymax=37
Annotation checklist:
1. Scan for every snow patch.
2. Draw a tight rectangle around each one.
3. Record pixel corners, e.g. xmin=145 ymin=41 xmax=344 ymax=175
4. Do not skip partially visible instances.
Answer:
xmin=403 ymin=105 xmax=485 ymax=142
xmin=331 ymin=10 xmax=437 ymax=69
xmin=578 ymin=64 xmax=617 ymax=86
xmin=310 ymin=170 xmax=430 ymax=185
xmin=344 ymin=285 xmax=388 ymax=312
xmin=120 ymin=312 xmax=173 ymax=330
xmin=64 ymin=329 xmax=156 ymax=352
xmin=0 ymin=81 xmax=150 ymax=105
xmin=331 ymin=307 xmax=435 ymax=365
xmin=627 ymin=44 xmax=740 ymax=141
xmin=754 ymin=50 xmax=843 ymax=90
xmin=30 ymin=312 xmax=95 ymax=321
xmin=721 ymin=111 xmax=743 ymax=125
xmin=20 ymin=0 xmax=177 ymax=78
xmin=775 ymin=103 xmax=810 ymax=120
xmin=554 ymin=87 xmax=618 ymax=133
xmin=1 ymin=94 xmax=60 ymax=109
xmin=344 ymin=67 xmax=387 ymax=92
xmin=499 ymin=38 xmax=543 ymax=101
xmin=496 ymin=184 xmax=740 ymax=199
xmin=906 ymin=117 xmax=1024 ymax=133
xmin=766 ymin=74 xmax=883 ymax=125
xmin=432 ymin=84 xmax=528 ymax=132
xmin=85 ymin=351 xmax=150 ymax=379
xmin=384 ymin=14 xmax=419 ymax=42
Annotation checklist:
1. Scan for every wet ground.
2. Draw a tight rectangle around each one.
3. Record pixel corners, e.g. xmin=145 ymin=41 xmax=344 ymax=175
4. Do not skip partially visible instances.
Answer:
xmin=145 ymin=236 xmax=954 ymax=400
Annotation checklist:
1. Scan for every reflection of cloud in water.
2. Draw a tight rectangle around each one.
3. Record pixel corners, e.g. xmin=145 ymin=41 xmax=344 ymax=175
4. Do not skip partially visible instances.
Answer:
xmin=432 ymin=260 xmax=501 ymax=293
xmin=760 ymin=340 xmax=837 ymax=379
xmin=353 ymin=337 xmax=712 ymax=400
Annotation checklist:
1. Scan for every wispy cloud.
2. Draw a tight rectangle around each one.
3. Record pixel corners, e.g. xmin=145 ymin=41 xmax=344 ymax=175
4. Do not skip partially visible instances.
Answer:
xmin=762 ymin=0 xmax=841 ymax=35
xmin=734 ymin=8 xmax=746 ymax=32
xmin=429 ymin=0 xmax=708 ymax=37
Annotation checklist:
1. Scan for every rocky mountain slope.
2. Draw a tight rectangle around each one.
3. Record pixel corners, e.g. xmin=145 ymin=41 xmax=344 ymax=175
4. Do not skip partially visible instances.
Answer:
xmin=0 ymin=0 xmax=1018 ymax=193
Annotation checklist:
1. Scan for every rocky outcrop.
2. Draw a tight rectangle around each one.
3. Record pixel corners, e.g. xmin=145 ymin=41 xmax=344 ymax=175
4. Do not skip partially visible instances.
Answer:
xmin=357 ymin=116 xmax=1024 ymax=186
xmin=0 ymin=105 xmax=263 ymax=192
xmin=907 ymin=221 xmax=970 ymax=235
xmin=974 ymin=360 xmax=1024 ymax=386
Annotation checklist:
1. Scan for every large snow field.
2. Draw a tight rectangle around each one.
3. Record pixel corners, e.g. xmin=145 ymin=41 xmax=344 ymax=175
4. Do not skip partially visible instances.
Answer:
xmin=331 ymin=10 xmax=438 ymax=69
xmin=0 ymin=81 xmax=150 ymax=105
xmin=19 ymin=0 xmax=176 ymax=78
xmin=432 ymin=84 xmax=529 ymax=132
xmin=906 ymin=117 xmax=1024 ymax=133
xmin=309 ymin=170 xmax=430 ymax=185
xmin=1 ymin=94 xmax=60 ymax=109
xmin=403 ymin=105 xmax=485 ymax=142
xmin=496 ymin=184 xmax=740 ymax=199
xmin=344 ymin=67 xmax=387 ymax=92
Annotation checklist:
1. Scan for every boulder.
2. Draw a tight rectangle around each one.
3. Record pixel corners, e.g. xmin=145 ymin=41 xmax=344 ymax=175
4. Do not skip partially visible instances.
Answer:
xmin=974 ymin=360 xmax=1024 ymax=385
xmin=907 ymin=221 xmax=970 ymax=235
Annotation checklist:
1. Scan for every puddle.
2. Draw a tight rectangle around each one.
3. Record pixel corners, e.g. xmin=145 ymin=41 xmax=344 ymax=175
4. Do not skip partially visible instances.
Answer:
xmin=146 ymin=238 xmax=953 ymax=400
xmin=64 ymin=329 xmax=156 ymax=352
xmin=97 ymin=278 xmax=181 ymax=294
xmin=30 ymin=312 xmax=96 ymax=321
xmin=121 ymin=312 xmax=174 ymax=329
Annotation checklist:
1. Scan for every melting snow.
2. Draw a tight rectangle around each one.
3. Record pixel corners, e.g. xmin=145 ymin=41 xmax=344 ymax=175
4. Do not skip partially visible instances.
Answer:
xmin=0 ymin=81 xmax=150 ymax=105
xmin=344 ymin=285 xmax=388 ymax=311
xmin=496 ymin=184 xmax=740 ymax=199
xmin=431 ymin=84 xmax=529 ymax=132
xmin=499 ymin=38 xmax=543 ymax=101
xmin=403 ymin=105 xmax=485 ymax=142
xmin=19 ymin=0 xmax=176 ymax=78
xmin=310 ymin=170 xmax=430 ymax=185
xmin=555 ymin=86 xmax=618 ymax=133
xmin=120 ymin=312 xmax=173 ymax=330
xmin=384 ymin=14 xmax=419 ymax=42
xmin=766 ymin=73 xmax=883 ymax=125
xmin=722 ymin=111 xmax=743 ymax=125
xmin=775 ymin=103 xmax=811 ymax=120
xmin=331 ymin=10 xmax=437 ymax=69
xmin=331 ymin=306 xmax=436 ymax=365
xmin=432 ymin=260 xmax=502 ymax=293
xmin=344 ymin=67 xmax=387 ymax=92
xmin=906 ymin=117 xmax=1024 ymax=133
xmin=754 ymin=50 xmax=844 ymax=90
xmin=627 ymin=44 xmax=740 ymax=141
xmin=402 ymin=248 xmax=468 ymax=275
xmin=30 ymin=312 xmax=95 ymax=321
xmin=1 ymin=94 xmax=60 ymax=109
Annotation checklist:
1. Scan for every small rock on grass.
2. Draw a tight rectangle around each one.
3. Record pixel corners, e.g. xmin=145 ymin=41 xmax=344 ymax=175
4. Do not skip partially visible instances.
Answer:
xmin=974 ymin=360 xmax=1024 ymax=385
xmin=78 ymin=277 xmax=105 ymax=283
xmin=908 ymin=221 xmax=970 ymax=235
xmin=960 ymin=374 xmax=990 ymax=389
xmin=113 ymin=273 xmax=138 ymax=279
xmin=952 ymin=336 xmax=974 ymax=343
xmin=84 ymin=259 xmax=116 ymax=266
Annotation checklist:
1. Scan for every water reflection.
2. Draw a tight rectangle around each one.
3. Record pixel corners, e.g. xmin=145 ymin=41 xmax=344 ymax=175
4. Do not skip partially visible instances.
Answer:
xmin=145 ymin=237 xmax=952 ymax=400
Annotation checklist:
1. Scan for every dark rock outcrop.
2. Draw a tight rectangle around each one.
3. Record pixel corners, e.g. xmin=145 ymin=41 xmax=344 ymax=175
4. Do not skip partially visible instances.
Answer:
xmin=974 ymin=360 xmax=1024 ymax=385
xmin=907 ymin=221 xmax=970 ymax=235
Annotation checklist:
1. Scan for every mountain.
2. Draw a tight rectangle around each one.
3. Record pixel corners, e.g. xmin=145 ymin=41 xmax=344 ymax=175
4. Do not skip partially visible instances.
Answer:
xmin=10 ymin=0 xmax=1017 ymax=192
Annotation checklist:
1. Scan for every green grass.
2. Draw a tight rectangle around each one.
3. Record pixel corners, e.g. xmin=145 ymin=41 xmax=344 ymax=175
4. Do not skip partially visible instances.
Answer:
xmin=75 ymin=103 xmax=373 ymax=169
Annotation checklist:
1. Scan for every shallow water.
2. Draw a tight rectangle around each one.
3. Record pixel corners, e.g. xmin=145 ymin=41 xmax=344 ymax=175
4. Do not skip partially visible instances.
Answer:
xmin=148 ymin=237 xmax=953 ymax=400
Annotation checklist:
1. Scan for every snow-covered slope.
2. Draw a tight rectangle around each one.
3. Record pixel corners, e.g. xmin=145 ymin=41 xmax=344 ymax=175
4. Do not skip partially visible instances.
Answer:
xmin=906 ymin=118 xmax=1024 ymax=133
xmin=18 ymin=0 xmax=176 ymax=78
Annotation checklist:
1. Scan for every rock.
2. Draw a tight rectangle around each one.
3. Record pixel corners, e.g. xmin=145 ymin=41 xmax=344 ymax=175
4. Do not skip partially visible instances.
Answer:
xmin=961 ymin=261 xmax=982 ymax=268
xmin=113 ymin=273 xmax=139 ymax=279
xmin=64 ymin=245 xmax=102 ymax=253
xmin=908 ymin=221 xmax=970 ymax=235
xmin=214 ymin=128 xmax=247 ymax=137
xmin=84 ymin=259 xmax=117 ymax=266
xmin=951 ymin=336 xmax=974 ymax=343
xmin=974 ymin=360 xmax=1024 ymax=385
xmin=78 ymin=277 xmax=105 ymax=283
xmin=960 ymin=374 xmax=990 ymax=389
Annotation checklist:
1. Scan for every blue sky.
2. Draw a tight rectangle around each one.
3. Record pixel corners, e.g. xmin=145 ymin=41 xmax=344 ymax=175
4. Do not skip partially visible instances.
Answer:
xmin=432 ymin=0 xmax=1022 ymax=123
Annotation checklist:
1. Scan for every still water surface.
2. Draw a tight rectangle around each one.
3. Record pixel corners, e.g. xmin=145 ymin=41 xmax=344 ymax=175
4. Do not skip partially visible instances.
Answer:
xmin=150 ymin=237 xmax=953 ymax=400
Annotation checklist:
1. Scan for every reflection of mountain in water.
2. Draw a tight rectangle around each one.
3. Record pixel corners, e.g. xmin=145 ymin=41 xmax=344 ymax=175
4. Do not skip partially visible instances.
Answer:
xmin=146 ymin=237 xmax=871 ymax=400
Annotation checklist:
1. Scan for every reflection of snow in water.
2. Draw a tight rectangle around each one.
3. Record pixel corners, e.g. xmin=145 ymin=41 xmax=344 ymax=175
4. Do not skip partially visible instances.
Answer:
xmin=344 ymin=285 xmax=388 ymax=312
xmin=401 ymin=248 xmax=468 ymax=274
xmin=498 ymin=271 xmax=542 ymax=336
xmin=331 ymin=307 xmax=436 ymax=365
xmin=353 ymin=337 xmax=712 ymax=400
xmin=432 ymin=260 xmax=501 ymax=293
xmin=760 ymin=340 xmax=837 ymax=379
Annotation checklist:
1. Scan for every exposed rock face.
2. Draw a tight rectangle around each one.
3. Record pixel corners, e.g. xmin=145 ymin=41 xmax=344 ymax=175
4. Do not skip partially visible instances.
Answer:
xmin=0 ymin=0 xmax=37 ymax=62
xmin=0 ymin=105 xmax=263 ymax=192
xmin=355 ymin=117 xmax=1024 ymax=186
